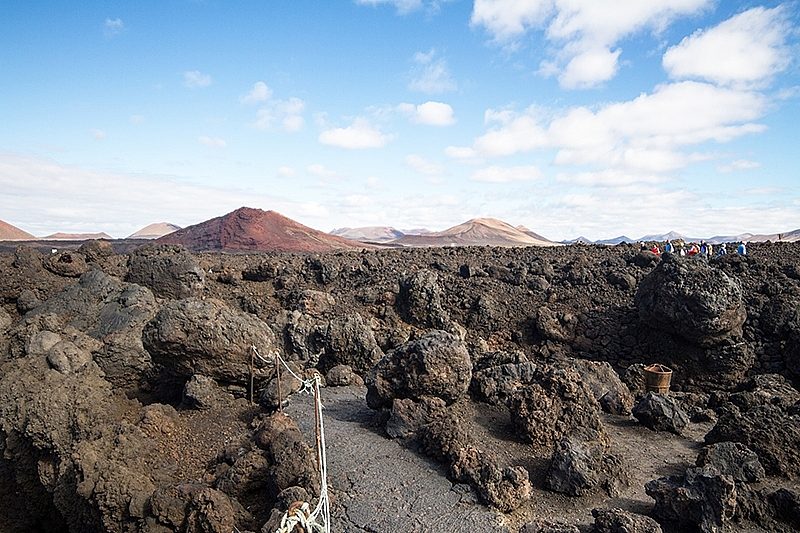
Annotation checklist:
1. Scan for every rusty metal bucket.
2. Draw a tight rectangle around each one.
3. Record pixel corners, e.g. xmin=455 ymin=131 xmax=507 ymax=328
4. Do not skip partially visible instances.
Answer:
xmin=644 ymin=364 xmax=672 ymax=394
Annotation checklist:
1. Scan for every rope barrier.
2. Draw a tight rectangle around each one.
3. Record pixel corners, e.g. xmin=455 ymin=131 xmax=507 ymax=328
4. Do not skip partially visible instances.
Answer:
xmin=251 ymin=346 xmax=331 ymax=533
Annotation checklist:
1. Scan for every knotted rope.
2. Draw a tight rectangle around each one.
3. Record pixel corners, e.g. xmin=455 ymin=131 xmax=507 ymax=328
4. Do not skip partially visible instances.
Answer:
xmin=251 ymin=346 xmax=331 ymax=533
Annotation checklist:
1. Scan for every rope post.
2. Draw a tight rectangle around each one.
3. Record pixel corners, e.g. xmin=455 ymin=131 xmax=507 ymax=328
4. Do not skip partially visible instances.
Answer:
xmin=249 ymin=348 xmax=254 ymax=405
xmin=275 ymin=351 xmax=283 ymax=413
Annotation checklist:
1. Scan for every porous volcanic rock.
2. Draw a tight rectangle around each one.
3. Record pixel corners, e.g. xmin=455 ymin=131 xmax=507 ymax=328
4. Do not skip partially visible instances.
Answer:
xmin=316 ymin=313 xmax=383 ymax=374
xmin=420 ymin=411 xmax=532 ymax=511
xmin=591 ymin=507 xmax=663 ymax=533
xmin=10 ymin=269 xmax=157 ymax=389
xmin=149 ymin=483 xmax=246 ymax=532
xmin=646 ymin=466 xmax=737 ymax=533
xmin=519 ymin=521 xmax=580 ymax=533
xmin=182 ymin=374 xmax=229 ymax=411
xmin=126 ymin=244 xmax=205 ymax=299
xmin=143 ymin=297 xmax=278 ymax=387
xmin=696 ymin=442 xmax=765 ymax=483
xmin=385 ymin=395 xmax=447 ymax=439
xmin=704 ymin=402 xmax=800 ymax=478
xmin=546 ymin=433 xmax=626 ymax=497
xmin=43 ymin=251 xmax=89 ymax=278
xmin=77 ymin=239 xmax=114 ymax=263
xmin=562 ymin=360 xmax=634 ymax=416
xmin=633 ymin=392 xmax=689 ymax=434
xmin=635 ymin=253 xmax=746 ymax=346
xmin=366 ymin=330 xmax=472 ymax=409
xmin=396 ymin=269 xmax=451 ymax=329
xmin=0 ymin=355 xmax=177 ymax=532
xmin=0 ymin=306 xmax=11 ymax=334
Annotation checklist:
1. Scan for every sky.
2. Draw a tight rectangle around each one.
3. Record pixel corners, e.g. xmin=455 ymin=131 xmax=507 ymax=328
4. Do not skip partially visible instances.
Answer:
xmin=1 ymin=0 xmax=798 ymax=241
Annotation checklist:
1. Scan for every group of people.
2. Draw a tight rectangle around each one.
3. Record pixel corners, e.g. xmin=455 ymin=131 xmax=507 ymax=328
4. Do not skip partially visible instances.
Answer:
xmin=643 ymin=240 xmax=747 ymax=257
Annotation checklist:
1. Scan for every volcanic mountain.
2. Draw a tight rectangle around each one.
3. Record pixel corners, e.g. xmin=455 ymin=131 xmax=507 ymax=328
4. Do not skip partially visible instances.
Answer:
xmin=0 ymin=220 xmax=36 ymax=241
xmin=392 ymin=217 xmax=558 ymax=247
xmin=330 ymin=226 xmax=405 ymax=243
xmin=156 ymin=207 xmax=367 ymax=253
xmin=128 ymin=222 xmax=181 ymax=240
xmin=42 ymin=232 xmax=113 ymax=240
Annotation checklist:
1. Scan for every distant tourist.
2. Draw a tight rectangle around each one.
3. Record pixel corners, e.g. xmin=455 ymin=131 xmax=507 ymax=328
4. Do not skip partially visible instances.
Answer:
xmin=650 ymin=243 xmax=661 ymax=255
xmin=678 ymin=245 xmax=686 ymax=257
xmin=687 ymin=243 xmax=700 ymax=257
xmin=717 ymin=243 xmax=727 ymax=256
xmin=707 ymin=243 xmax=713 ymax=256
xmin=737 ymin=242 xmax=747 ymax=256
xmin=699 ymin=241 xmax=708 ymax=256
xmin=664 ymin=241 xmax=674 ymax=253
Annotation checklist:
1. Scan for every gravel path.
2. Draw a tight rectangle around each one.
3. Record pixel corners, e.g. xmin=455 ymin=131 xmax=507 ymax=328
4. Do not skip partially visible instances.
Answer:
xmin=284 ymin=385 xmax=507 ymax=533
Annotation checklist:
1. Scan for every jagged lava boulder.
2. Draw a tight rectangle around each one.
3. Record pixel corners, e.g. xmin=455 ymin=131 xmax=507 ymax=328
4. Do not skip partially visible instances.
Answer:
xmin=366 ymin=330 xmax=472 ymax=409
xmin=632 ymin=392 xmax=689 ymax=434
xmin=635 ymin=253 xmax=746 ymax=346
xmin=126 ymin=244 xmax=205 ymax=299
xmin=11 ymin=269 xmax=157 ymax=389
xmin=142 ymin=297 xmax=278 ymax=386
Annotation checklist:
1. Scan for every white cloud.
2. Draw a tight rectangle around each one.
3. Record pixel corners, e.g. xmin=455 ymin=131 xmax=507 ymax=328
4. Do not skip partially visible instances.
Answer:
xmin=319 ymin=118 xmax=392 ymax=149
xmin=718 ymin=159 xmax=761 ymax=173
xmin=406 ymin=154 xmax=444 ymax=176
xmin=471 ymin=165 xmax=541 ymax=183
xmin=241 ymin=81 xmax=272 ymax=104
xmin=663 ymin=6 xmax=791 ymax=87
xmin=473 ymin=111 xmax=547 ymax=156
xmin=104 ymin=18 xmax=124 ymax=37
xmin=399 ymin=101 xmax=455 ymax=125
xmin=129 ymin=114 xmax=144 ymax=125
xmin=556 ymin=169 xmax=666 ymax=187
xmin=408 ymin=49 xmax=457 ymax=94
xmin=445 ymin=146 xmax=478 ymax=159
xmin=307 ymin=164 xmax=339 ymax=178
xmin=90 ymin=129 xmax=106 ymax=140
xmin=355 ymin=0 xmax=451 ymax=15
xmin=467 ymin=81 xmax=767 ymax=164
xmin=253 ymin=97 xmax=306 ymax=132
xmin=183 ymin=70 xmax=212 ymax=88
xmin=471 ymin=0 xmax=712 ymax=88
xmin=559 ymin=47 xmax=620 ymax=89
xmin=277 ymin=166 xmax=296 ymax=177
xmin=0 ymin=153 xmax=330 ymax=237
xmin=198 ymin=136 xmax=226 ymax=148
xmin=470 ymin=0 xmax=553 ymax=42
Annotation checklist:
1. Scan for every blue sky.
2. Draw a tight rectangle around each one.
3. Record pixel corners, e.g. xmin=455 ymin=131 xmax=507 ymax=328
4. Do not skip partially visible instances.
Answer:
xmin=1 ymin=0 xmax=798 ymax=240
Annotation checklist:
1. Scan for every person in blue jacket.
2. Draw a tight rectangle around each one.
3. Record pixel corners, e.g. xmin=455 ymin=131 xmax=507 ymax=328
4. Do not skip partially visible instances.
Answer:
xmin=737 ymin=242 xmax=747 ymax=255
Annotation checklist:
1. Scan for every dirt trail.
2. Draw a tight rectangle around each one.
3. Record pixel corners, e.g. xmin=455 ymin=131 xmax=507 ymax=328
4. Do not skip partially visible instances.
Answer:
xmin=284 ymin=385 xmax=507 ymax=532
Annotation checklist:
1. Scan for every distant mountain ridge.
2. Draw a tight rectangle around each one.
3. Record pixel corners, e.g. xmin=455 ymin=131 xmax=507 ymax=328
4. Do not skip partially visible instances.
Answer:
xmin=128 ymin=222 xmax=181 ymax=240
xmin=392 ymin=217 xmax=559 ymax=247
xmin=157 ymin=207 xmax=366 ymax=253
xmin=330 ymin=226 xmax=405 ymax=243
xmin=566 ymin=228 xmax=800 ymax=245
xmin=43 ymin=232 xmax=112 ymax=241
xmin=0 ymin=220 xmax=35 ymax=241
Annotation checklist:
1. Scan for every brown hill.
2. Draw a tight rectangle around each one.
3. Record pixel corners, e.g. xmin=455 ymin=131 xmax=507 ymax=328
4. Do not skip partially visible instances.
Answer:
xmin=43 ymin=232 xmax=113 ymax=241
xmin=393 ymin=217 xmax=559 ymax=247
xmin=0 ymin=220 xmax=35 ymax=241
xmin=128 ymin=222 xmax=181 ymax=240
xmin=157 ymin=207 xmax=367 ymax=253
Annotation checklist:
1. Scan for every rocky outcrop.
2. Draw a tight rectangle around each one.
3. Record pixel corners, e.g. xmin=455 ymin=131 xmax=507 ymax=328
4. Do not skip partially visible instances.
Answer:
xmin=646 ymin=466 xmax=737 ymax=533
xmin=126 ymin=244 xmax=205 ymax=299
xmin=546 ymin=434 xmax=625 ymax=497
xmin=696 ymin=442 xmax=765 ymax=483
xmin=635 ymin=253 xmax=746 ymax=345
xmin=420 ymin=411 xmax=531 ymax=511
xmin=396 ymin=270 xmax=451 ymax=329
xmin=591 ymin=507 xmax=662 ymax=533
xmin=632 ymin=393 xmax=690 ymax=434
xmin=317 ymin=313 xmax=383 ymax=374
xmin=143 ymin=297 xmax=278 ymax=388
xmin=10 ymin=269 xmax=157 ymax=389
xmin=366 ymin=330 xmax=472 ymax=409
xmin=43 ymin=251 xmax=88 ymax=278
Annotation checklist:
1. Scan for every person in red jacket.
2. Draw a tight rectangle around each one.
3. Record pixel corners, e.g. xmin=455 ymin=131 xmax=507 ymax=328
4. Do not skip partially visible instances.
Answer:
xmin=650 ymin=243 xmax=661 ymax=255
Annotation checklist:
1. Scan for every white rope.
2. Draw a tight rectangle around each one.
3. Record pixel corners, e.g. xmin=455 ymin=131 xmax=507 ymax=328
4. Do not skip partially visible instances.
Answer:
xmin=251 ymin=346 xmax=331 ymax=533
